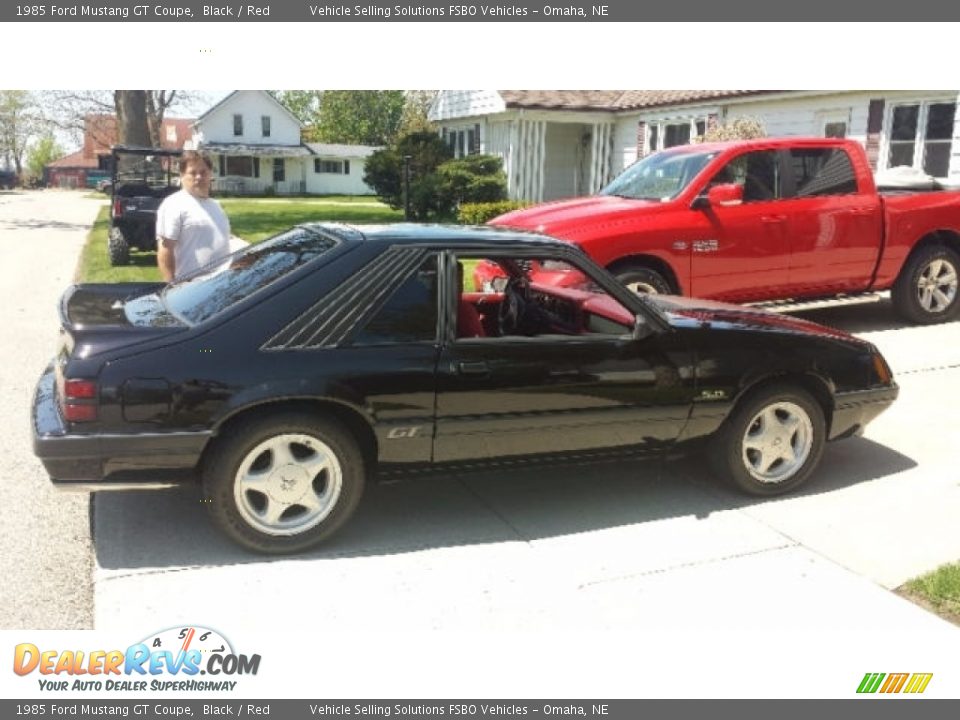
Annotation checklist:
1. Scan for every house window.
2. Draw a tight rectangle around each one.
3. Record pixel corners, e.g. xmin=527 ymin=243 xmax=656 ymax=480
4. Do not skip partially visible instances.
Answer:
xmin=273 ymin=158 xmax=285 ymax=182
xmin=165 ymin=125 xmax=177 ymax=143
xmin=314 ymin=159 xmax=349 ymax=174
xmin=888 ymin=101 xmax=957 ymax=177
xmin=262 ymin=116 xmax=271 ymax=138
xmin=225 ymin=156 xmax=259 ymax=177
xmin=442 ymin=126 xmax=480 ymax=158
xmin=233 ymin=114 xmax=243 ymax=136
xmin=648 ymin=118 xmax=705 ymax=153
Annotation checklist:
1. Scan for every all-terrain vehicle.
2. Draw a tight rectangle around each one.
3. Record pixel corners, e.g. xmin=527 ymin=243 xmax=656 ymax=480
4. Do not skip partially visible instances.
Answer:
xmin=107 ymin=145 xmax=182 ymax=265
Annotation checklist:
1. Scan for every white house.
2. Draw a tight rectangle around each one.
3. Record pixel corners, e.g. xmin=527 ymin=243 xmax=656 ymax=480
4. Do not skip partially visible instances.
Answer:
xmin=187 ymin=90 xmax=379 ymax=196
xmin=429 ymin=90 xmax=960 ymax=202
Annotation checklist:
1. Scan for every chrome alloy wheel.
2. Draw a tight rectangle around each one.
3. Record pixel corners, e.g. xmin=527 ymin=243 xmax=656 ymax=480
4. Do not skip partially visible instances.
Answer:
xmin=233 ymin=433 xmax=343 ymax=536
xmin=741 ymin=401 xmax=814 ymax=484
xmin=916 ymin=257 xmax=958 ymax=314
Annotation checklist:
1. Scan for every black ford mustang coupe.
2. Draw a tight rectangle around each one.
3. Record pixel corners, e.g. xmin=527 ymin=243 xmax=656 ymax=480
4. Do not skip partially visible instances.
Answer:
xmin=33 ymin=224 xmax=898 ymax=553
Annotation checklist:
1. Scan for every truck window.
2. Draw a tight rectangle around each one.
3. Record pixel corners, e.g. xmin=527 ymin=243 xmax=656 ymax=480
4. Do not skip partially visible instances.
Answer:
xmin=788 ymin=148 xmax=858 ymax=197
xmin=708 ymin=151 xmax=780 ymax=203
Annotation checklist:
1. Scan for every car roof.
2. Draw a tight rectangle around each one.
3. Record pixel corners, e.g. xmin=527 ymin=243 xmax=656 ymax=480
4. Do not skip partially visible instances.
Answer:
xmin=301 ymin=222 xmax=570 ymax=249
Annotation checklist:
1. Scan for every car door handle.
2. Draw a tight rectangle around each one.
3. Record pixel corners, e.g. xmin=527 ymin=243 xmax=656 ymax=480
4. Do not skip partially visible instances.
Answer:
xmin=457 ymin=361 xmax=489 ymax=375
xmin=850 ymin=207 xmax=875 ymax=217
xmin=760 ymin=215 xmax=787 ymax=224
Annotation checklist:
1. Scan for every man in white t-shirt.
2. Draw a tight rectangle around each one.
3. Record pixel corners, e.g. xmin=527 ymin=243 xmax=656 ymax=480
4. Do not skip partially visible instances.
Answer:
xmin=156 ymin=150 xmax=233 ymax=281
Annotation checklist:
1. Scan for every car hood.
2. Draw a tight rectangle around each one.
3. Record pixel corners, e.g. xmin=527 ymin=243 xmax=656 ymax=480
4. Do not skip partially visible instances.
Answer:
xmin=648 ymin=295 xmax=870 ymax=346
xmin=489 ymin=195 xmax=662 ymax=239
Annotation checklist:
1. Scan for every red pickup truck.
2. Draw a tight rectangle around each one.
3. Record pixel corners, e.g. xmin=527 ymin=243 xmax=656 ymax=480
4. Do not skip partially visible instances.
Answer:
xmin=487 ymin=137 xmax=960 ymax=324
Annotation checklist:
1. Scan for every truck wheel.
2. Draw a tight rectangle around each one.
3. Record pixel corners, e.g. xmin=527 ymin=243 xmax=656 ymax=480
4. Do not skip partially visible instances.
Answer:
xmin=709 ymin=384 xmax=825 ymax=496
xmin=201 ymin=412 xmax=366 ymax=554
xmin=614 ymin=265 xmax=672 ymax=294
xmin=892 ymin=245 xmax=960 ymax=324
xmin=107 ymin=227 xmax=130 ymax=266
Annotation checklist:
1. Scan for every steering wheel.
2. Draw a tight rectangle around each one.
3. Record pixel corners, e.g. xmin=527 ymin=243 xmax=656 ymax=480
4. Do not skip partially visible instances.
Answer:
xmin=498 ymin=278 xmax=529 ymax=336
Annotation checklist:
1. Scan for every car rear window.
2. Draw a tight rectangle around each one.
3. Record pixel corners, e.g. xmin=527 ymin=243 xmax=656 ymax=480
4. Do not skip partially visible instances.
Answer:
xmin=162 ymin=227 xmax=337 ymax=325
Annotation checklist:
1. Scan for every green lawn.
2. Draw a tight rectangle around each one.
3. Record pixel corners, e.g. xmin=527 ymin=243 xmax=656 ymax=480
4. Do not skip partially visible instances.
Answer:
xmin=76 ymin=196 xmax=403 ymax=283
xmin=901 ymin=562 xmax=960 ymax=626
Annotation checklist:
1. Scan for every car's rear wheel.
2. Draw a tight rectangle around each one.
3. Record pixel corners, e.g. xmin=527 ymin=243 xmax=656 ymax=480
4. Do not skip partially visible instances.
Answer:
xmin=614 ymin=265 xmax=672 ymax=295
xmin=107 ymin=227 xmax=130 ymax=266
xmin=892 ymin=245 xmax=960 ymax=324
xmin=202 ymin=412 xmax=365 ymax=553
xmin=710 ymin=384 xmax=825 ymax=496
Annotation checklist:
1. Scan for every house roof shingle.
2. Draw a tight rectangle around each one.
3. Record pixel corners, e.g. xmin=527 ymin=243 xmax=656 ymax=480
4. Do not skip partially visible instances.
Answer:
xmin=498 ymin=90 xmax=774 ymax=111
xmin=47 ymin=150 xmax=98 ymax=169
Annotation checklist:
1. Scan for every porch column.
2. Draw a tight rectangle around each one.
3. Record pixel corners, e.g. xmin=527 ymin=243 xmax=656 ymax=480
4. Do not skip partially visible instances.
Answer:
xmin=589 ymin=122 xmax=613 ymax=193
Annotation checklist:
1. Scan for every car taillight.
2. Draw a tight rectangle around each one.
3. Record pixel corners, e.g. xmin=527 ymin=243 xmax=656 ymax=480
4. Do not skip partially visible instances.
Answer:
xmin=112 ymin=198 xmax=122 ymax=218
xmin=63 ymin=379 xmax=98 ymax=422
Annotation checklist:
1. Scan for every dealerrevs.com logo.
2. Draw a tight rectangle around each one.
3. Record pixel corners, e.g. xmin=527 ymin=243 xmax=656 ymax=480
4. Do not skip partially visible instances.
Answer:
xmin=14 ymin=626 xmax=261 ymax=692
xmin=857 ymin=672 xmax=933 ymax=694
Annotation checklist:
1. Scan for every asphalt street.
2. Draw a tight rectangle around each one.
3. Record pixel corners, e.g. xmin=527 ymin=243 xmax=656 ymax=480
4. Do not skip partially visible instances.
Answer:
xmin=0 ymin=189 xmax=102 ymax=629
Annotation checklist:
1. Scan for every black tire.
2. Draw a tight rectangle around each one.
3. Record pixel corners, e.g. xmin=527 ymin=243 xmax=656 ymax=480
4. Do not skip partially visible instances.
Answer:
xmin=614 ymin=265 xmax=672 ymax=294
xmin=891 ymin=245 xmax=960 ymax=325
xmin=709 ymin=384 xmax=825 ymax=496
xmin=201 ymin=412 xmax=366 ymax=554
xmin=107 ymin=227 xmax=130 ymax=266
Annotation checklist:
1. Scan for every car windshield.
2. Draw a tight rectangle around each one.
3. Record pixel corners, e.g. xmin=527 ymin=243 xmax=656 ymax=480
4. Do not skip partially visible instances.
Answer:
xmin=601 ymin=150 xmax=717 ymax=201
xmin=162 ymin=227 xmax=338 ymax=325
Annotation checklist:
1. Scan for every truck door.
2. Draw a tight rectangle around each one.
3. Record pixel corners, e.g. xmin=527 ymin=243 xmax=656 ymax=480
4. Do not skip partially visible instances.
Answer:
xmin=780 ymin=147 xmax=882 ymax=295
xmin=689 ymin=150 xmax=793 ymax=302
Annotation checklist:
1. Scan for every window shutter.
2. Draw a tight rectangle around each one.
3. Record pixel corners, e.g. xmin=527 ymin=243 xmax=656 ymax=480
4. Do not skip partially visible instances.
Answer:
xmin=253 ymin=157 xmax=260 ymax=178
xmin=472 ymin=123 xmax=481 ymax=154
xmin=865 ymin=99 xmax=885 ymax=171
xmin=218 ymin=155 xmax=225 ymax=175
xmin=344 ymin=160 xmax=350 ymax=175
xmin=636 ymin=121 xmax=646 ymax=158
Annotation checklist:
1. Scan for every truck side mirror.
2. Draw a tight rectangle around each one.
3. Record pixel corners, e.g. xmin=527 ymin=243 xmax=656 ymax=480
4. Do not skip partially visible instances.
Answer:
xmin=707 ymin=183 xmax=744 ymax=207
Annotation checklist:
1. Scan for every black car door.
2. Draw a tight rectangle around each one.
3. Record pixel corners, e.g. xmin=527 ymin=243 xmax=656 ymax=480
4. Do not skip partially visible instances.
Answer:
xmin=433 ymin=253 xmax=696 ymax=463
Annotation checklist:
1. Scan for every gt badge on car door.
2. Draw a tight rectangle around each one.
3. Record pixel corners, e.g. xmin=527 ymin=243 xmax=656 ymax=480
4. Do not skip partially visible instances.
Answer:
xmin=387 ymin=426 xmax=423 ymax=439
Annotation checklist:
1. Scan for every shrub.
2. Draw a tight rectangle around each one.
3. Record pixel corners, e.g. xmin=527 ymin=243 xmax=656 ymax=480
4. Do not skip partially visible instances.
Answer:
xmin=697 ymin=116 xmax=766 ymax=143
xmin=458 ymin=200 xmax=531 ymax=225
xmin=364 ymin=131 xmax=509 ymax=221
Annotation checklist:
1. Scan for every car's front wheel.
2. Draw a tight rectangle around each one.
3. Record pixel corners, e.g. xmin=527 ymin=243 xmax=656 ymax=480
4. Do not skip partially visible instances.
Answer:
xmin=202 ymin=412 xmax=365 ymax=553
xmin=710 ymin=384 xmax=825 ymax=496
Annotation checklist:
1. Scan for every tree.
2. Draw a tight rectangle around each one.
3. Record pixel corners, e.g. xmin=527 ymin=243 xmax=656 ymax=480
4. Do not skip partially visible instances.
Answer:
xmin=397 ymin=91 xmax=438 ymax=136
xmin=114 ymin=91 xmax=150 ymax=146
xmin=273 ymin=90 xmax=322 ymax=140
xmin=364 ymin=131 xmax=454 ymax=220
xmin=315 ymin=91 xmax=405 ymax=146
xmin=0 ymin=90 xmax=42 ymax=175
xmin=41 ymin=90 xmax=187 ymax=148
xmin=25 ymin=134 xmax=63 ymax=181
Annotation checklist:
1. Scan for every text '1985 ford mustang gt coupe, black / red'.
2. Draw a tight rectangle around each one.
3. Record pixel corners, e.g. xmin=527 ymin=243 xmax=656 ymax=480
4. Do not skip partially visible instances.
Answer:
xmin=33 ymin=224 xmax=899 ymax=553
